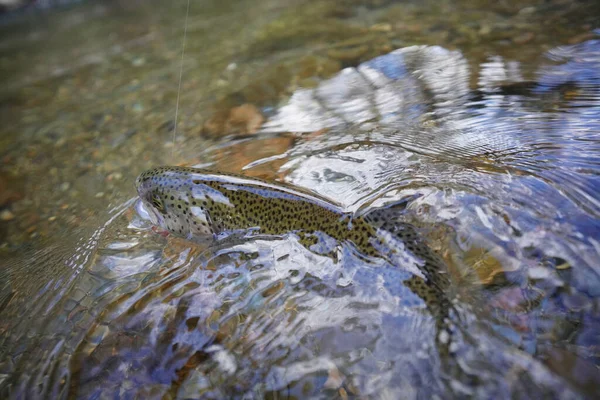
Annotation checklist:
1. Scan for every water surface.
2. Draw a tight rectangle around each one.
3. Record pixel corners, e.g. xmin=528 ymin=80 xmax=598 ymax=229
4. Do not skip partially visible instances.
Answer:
xmin=1 ymin=1 xmax=600 ymax=398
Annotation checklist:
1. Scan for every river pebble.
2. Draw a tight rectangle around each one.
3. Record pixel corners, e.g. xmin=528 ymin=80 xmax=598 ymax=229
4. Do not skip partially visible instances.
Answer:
xmin=0 ymin=210 xmax=15 ymax=221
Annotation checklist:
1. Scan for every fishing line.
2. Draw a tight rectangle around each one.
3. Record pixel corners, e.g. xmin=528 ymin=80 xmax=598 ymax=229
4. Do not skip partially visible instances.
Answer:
xmin=172 ymin=0 xmax=191 ymax=159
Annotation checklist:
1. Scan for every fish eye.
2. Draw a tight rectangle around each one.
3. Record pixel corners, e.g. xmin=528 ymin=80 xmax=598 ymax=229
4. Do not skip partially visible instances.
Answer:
xmin=150 ymin=193 xmax=166 ymax=214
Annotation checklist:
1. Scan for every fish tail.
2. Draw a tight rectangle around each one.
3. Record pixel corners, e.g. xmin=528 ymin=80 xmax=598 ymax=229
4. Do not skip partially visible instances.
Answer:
xmin=364 ymin=205 xmax=473 ymax=378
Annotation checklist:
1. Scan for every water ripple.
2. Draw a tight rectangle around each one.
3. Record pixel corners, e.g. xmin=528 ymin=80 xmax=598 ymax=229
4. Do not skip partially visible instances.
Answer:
xmin=3 ymin=38 xmax=600 ymax=398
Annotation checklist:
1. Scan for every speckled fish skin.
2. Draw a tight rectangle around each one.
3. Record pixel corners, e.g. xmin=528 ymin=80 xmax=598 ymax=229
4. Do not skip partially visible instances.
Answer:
xmin=136 ymin=166 xmax=364 ymax=244
xmin=136 ymin=166 xmax=457 ymax=357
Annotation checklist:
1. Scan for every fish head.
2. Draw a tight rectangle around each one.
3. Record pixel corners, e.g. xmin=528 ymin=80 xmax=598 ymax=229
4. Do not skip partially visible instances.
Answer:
xmin=135 ymin=167 xmax=220 ymax=241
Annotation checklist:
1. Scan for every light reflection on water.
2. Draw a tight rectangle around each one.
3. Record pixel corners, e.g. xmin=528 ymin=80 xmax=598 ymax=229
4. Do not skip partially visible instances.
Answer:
xmin=2 ymin=38 xmax=600 ymax=398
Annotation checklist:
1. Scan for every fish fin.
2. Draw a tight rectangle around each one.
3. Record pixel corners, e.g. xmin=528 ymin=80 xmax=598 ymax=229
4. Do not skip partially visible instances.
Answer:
xmin=364 ymin=204 xmax=449 ymax=285
xmin=359 ymin=195 xmax=421 ymax=226
xmin=297 ymin=232 xmax=340 ymax=262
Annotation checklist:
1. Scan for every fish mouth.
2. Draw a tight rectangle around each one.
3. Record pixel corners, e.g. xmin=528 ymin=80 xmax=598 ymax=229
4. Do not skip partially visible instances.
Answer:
xmin=135 ymin=198 xmax=164 ymax=228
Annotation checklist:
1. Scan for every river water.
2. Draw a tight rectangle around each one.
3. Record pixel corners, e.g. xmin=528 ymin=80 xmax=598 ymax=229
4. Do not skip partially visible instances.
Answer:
xmin=1 ymin=0 xmax=599 ymax=398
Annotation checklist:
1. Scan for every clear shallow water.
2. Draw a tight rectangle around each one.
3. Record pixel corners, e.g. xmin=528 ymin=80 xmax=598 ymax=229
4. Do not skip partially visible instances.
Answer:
xmin=1 ymin=1 xmax=600 ymax=399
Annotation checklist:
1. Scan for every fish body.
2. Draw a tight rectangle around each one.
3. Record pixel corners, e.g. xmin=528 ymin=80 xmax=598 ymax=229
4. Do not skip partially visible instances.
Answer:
xmin=136 ymin=166 xmax=369 ymax=246
xmin=136 ymin=166 xmax=452 ymax=294
xmin=136 ymin=166 xmax=457 ymax=356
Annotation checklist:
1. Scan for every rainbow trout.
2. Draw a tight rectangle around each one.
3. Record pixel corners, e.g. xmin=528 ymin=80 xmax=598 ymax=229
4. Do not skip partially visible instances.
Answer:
xmin=136 ymin=166 xmax=458 ymax=358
